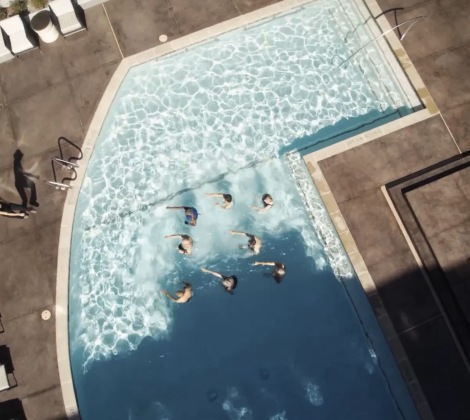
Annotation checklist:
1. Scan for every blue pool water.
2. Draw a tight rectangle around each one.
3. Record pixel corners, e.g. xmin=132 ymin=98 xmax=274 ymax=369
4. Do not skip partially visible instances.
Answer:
xmin=69 ymin=0 xmax=420 ymax=418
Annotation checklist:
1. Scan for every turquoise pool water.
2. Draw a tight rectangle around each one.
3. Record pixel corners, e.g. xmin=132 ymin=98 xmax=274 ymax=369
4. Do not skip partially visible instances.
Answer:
xmin=69 ymin=0 xmax=419 ymax=418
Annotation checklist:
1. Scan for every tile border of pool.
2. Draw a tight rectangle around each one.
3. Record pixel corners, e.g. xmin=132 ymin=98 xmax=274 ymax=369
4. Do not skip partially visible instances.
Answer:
xmin=54 ymin=0 xmax=437 ymax=416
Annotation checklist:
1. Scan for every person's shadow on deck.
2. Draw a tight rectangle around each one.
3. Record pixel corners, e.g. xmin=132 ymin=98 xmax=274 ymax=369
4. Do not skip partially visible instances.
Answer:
xmin=13 ymin=149 xmax=40 ymax=208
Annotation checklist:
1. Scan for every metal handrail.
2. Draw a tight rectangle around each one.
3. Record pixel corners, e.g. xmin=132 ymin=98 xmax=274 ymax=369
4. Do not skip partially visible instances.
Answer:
xmin=45 ymin=180 xmax=73 ymax=190
xmin=52 ymin=157 xmax=79 ymax=169
xmin=374 ymin=8 xmax=404 ymax=39
xmin=337 ymin=16 xmax=426 ymax=67
xmin=61 ymin=167 xmax=78 ymax=185
xmin=45 ymin=137 xmax=82 ymax=190
xmin=45 ymin=158 xmax=77 ymax=190
xmin=58 ymin=136 xmax=83 ymax=164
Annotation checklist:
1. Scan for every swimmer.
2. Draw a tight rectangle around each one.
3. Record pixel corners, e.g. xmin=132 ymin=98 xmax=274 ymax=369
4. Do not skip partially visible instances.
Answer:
xmin=252 ymin=194 xmax=273 ymax=212
xmin=164 ymin=234 xmax=193 ymax=255
xmin=253 ymin=261 xmax=286 ymax=284
xmin=166 ymin=206 xmax=198 ymax=226
xmin=229 ymin=230 xmax=262 ymax=255
xmin=205 ymin=192 xmax=233 ymax=209
xmin=201 ymin=268 xmax=238 ymax=293
xmin=161 ymin=282 xmax=193 ymax=303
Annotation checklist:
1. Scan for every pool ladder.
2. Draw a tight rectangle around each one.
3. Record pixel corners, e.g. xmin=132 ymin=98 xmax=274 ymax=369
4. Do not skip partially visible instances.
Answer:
xmin=338 ymin=8 xmax=426 ymax=67
xmin=45 ymin=137 xmax=83 ymax=190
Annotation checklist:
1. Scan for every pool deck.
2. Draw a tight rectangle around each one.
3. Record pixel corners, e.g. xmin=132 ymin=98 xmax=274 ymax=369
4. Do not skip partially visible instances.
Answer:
xmin=0 ymin=0 xmax=469 ymax=419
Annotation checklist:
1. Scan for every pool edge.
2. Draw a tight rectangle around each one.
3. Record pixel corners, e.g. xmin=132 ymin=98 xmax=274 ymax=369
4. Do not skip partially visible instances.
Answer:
xmin=53 ymin=0 xmax=336 ymax=416
xmin=55 ymin=0 xmax=437 ymax=416
xmin=55 ymin=58 xmax=132 ymax=417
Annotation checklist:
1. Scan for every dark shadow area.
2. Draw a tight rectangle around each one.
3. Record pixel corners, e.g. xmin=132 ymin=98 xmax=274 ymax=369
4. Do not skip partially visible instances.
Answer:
xmin=13 ymin=149 xmax=40 ymax=209
xmin=48 ymin=415 xmax=81 ymax=420
xmin=0 ymin=27 xmax=13 ymax=53
xmin=70 ymin=227 xmax=418 ymax=420
xmin=72 ymin=0 xmax=88 ymax=31
xmin=0 ymin=345 xmax=18 ymax=390
xmin=0 ymin=345 xmax=15 ymax=375
xmin=0 ymin=399 xmax=27 ymax=420
xmin=371 ymin=259 xmax=470 ymax=420
xmin=0 ymin=197 xmax=32 ymax=219
xmin=278 ymin=106 xmax=416 ymax=156
xmin=386 ymin=153 xmax=470 ymax=358
xmin=369 ymin=154 xmax=470 ymax=420
xmin=0 ymin=313 xmax=4 ymax=333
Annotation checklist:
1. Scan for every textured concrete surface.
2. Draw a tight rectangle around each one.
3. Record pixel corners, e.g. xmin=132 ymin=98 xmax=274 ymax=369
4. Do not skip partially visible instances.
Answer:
xmin=0 ymin=0 xmax=469 ymax=419
xmin=317 ymin=117 xmax=458 ymax=204
xmin=104 ymin=0 xmax=180 ymax=57
xmin=382 ymin=0 xmax=470 ymax=152
xmin=0 ymin=6 xmax=119 ymax=420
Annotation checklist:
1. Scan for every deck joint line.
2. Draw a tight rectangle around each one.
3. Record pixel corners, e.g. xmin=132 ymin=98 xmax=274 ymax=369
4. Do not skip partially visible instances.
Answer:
xmin=102 ymin=3 xmax=124 ymax=59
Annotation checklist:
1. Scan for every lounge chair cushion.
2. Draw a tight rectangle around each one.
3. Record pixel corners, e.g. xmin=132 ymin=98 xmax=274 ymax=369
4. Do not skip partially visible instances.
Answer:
xmin=0 ymin=365 xmax=9 ymax=391
xmin=49 ymin=0 xmax=83 ymax=35
xmin=0 ymin=16 xmax=36 ymax=54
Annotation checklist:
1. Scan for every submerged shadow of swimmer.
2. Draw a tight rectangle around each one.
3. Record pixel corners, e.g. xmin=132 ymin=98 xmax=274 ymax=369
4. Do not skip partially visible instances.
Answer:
xmin=13 ymin=149 xmax=40 ymax=208
xmin=207 ymin=389 xmax=218 ymax=403
xmin=259 ymin=368 xmax=270 ymax=381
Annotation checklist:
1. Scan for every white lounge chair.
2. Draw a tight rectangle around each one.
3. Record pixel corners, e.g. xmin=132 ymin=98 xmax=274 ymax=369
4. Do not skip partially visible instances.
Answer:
xmin=0 ymin=29 xmax=14 ymax=63
xmin=77 ymin=0 xmax=107 ymax=9
xmin=49 ymin=0 xmax=85 ymax=37
xmin=0 ymin=365 xmax=10 ymax=392
xmin=0 ymin=346 xmax=17 ymax=392
xmin=0 ymin=16 xmax=37 ymax=56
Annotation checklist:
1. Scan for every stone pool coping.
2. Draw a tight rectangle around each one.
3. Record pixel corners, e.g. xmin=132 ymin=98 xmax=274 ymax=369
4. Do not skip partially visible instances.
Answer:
xmin=55 ymin=0 xmax=435 ymax=416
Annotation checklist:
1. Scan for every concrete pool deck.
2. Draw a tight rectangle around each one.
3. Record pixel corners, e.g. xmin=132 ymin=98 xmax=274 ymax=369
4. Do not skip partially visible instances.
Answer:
xmin=0 ymin=0 xmax=468 ymax=419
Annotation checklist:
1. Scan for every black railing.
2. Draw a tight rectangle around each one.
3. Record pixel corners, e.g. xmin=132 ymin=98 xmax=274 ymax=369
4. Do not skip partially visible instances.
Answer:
xmin=45 ymin=137 xmax=82 ymax=190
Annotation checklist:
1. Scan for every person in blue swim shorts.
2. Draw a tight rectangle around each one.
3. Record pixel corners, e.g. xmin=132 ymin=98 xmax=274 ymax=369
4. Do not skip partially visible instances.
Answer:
xmin=166 ymin=206 xmax=199 ymax=226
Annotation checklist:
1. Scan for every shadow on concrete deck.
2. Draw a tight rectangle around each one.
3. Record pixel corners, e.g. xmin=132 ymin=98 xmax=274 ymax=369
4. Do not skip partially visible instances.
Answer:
xmin=0 ymin=398 xmax=26 ymax=420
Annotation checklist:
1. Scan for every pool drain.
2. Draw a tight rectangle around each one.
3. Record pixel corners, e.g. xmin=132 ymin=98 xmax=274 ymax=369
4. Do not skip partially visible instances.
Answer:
xmin=41 ymin=310 xmax=51 ymax=321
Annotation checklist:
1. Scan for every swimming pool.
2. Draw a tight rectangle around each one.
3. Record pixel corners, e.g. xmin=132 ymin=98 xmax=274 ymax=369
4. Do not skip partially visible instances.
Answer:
xmin=68 ymin=0 xmax=420 ymax=418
